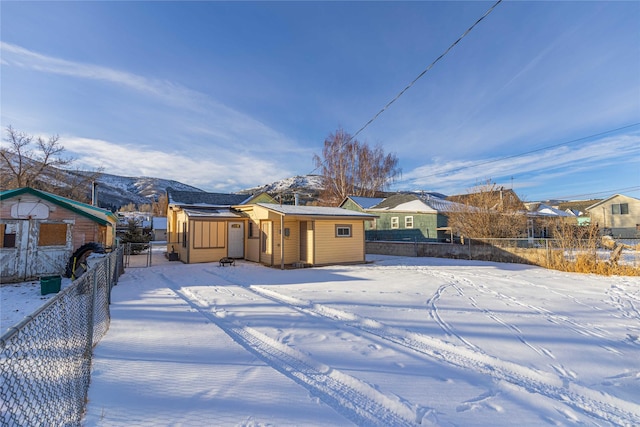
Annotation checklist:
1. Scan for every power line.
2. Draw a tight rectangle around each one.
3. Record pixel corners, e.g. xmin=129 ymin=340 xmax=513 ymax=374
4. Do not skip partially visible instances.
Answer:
xmin=309 ymin=0 xmax=504 ymax=175
xmin=546 ymin=186 xmax=640 ymax=201
xmin=399 ymin=122 xmax=640 ymax=184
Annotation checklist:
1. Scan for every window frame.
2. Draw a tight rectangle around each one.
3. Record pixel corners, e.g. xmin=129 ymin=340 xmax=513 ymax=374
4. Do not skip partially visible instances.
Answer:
xmin=611 ymin=203 xmax=629 ymax=215
xmin=391 ymin=217 xmax=399 ymax=229
xmin=405 ymin=216 xmax=414 ymax=229
xmin=335 ymin=225 xmax=352 ymax=238
xmin=1 ymin=223 xmax=16 ymax=249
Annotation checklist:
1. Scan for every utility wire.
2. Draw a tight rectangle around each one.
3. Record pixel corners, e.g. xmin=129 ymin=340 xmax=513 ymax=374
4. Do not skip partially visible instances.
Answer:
xmin=310 ymin=0 xmax=504 ymax=175
xmin=547 ymin=186 xmax=640 ymax=201
xmin=399 ymin=122 xmax=640 ymax=184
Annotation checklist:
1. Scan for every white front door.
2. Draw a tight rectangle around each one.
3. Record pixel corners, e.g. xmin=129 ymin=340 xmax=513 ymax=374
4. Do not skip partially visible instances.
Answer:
xmin=227 ymin=222 xmax=244 ymax=258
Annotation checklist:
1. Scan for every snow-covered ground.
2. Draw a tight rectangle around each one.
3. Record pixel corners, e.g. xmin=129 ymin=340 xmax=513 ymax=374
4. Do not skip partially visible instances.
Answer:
xmin=1 ymin=277 xmax=74 ymax=334
xmin=2 ymin=252 xmax=639 ymax=425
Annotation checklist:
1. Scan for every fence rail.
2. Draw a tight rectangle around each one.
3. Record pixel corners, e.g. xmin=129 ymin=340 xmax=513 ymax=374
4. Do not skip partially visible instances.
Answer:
xmin=0 ymin=247 xmax=124 ymax=426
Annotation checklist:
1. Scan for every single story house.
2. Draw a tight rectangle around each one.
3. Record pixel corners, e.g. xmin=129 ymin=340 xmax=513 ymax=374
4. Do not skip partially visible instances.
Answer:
xmin=0 ymin=187 xmax=117 ymax=282
xmin=233 ymin=203 xmax=376 ymax=268
xmin=165 ymin=188 xmax=275 ymax=264
xmin=524 ymin=203 xmax=576 ymax=238
xmin=340 ymin=193 xmax=459 ymax=242
xmin=586 ymin=194 xmax=640 ymax=238
xmin=166 ymin=187 xmax=376 ymax=268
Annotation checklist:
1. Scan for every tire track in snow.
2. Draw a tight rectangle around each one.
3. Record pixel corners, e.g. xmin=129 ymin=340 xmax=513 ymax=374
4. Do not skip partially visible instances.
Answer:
xmin=153 ymin=271 xmax=421 ymax=427
xmin=421 ymin=268 xmax=626 ymax=355
xmin=231 ymin=283 xmax=640 ymax=426
xmin=425 ymin=283 xmax=482 ymax=352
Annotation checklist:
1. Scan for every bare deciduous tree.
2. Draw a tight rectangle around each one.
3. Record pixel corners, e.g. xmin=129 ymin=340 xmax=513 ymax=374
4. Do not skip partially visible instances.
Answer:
xmin=446 ymin=180 xmax=527 ymax=239
xmin=152 ymin=194 xmax=169 ymax=217
xmin=313 ymin=128 xmax=401 ymax=206
xmin=0 ymin=125 xmax=102 ymax=203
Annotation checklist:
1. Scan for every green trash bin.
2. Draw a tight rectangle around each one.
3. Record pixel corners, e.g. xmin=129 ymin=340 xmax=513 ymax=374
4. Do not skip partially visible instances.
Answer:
xmin=40 ymin=275 xmax=62 ymax=295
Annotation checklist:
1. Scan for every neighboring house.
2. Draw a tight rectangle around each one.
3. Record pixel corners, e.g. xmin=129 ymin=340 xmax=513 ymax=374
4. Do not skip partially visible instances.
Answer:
xmin=525 ymin=203 xmax=576 ymax=238
xmin=234 ymin=203 xmax=376 ymax=268
xmin=151 ymin=217 xmax=167 ymax=241
xmin=586 ymin=194 xmax=640 ymax=238
xmin=448 ymin=188 xmax=524 ymax=212
xmin=0 ymin=187 xmax=117 ymax=282
xmin=341 ymin=193 xmax=459 ymax=242
xmin=166 ymin=188 xmax=275 ymax=264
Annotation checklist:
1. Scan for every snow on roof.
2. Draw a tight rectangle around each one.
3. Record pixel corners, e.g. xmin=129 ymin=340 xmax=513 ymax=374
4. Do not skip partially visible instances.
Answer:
xmin=386 ymin=199 xmax=437 ymax=213
xmin=369 ymin=193 xmax=462 ymax=213
xmin=257 ymin=203 xmax=376 ymax=217
xmin=531 ymin=204 xmax=572 ymax=217
xmin=183 ymin=208 xmax=243 ymax=218
xmin=152 ymin=217 xmax=167 ymax=229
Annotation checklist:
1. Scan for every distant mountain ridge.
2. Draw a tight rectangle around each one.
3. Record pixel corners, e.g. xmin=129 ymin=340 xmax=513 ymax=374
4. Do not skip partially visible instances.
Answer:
xmin=91 ymin=173 xmax=204 ymax=209
xmin=96 ymin=173 xmax=326 ymax=209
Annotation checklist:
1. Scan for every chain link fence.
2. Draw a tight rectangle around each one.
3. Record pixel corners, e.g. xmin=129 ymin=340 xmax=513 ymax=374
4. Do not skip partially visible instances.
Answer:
xmin=0 ymin=247 xmax=124 ymax=426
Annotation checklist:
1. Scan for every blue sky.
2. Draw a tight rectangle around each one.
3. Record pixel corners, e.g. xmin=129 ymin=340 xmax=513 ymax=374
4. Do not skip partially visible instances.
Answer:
xmin=1 ymin=1 xmax=639 ymax=201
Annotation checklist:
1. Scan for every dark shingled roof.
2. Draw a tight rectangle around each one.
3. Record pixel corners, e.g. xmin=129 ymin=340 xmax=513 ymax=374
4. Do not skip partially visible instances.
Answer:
xmin=371 ymin=193 xmax=417 ymax=210
xmin=167 ymin=188 xmax=251 ymax=206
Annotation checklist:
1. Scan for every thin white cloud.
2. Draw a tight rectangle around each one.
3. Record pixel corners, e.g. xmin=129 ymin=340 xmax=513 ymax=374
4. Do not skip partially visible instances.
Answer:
xmin=63 ymin=136 xmax=294 ymax=191
xmin=400 ymin=133 xmax=640 ymax=195
xmin=0 ymin=41 xmax=303 ymax=156
xmin=0 ymin=41 xmax=203 ymax=106
xmin=1 ymin=41 xmax=316 ymax=189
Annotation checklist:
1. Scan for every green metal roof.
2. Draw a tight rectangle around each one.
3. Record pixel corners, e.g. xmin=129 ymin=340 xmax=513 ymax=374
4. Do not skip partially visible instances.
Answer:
xmin=0 ymin=187 xmax=117 ymax=226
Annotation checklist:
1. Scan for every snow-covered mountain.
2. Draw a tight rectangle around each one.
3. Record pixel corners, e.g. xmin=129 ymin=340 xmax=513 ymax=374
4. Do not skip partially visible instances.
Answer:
xmin=91 ymin=173 xmax=203 ymax=209
xmin=239 ymin=174 xmax=324 ymax=194
xmin=96 ymin=173 xmax=328 ymax=208
xmin=238 ymin=175 xmax=325 ymax=205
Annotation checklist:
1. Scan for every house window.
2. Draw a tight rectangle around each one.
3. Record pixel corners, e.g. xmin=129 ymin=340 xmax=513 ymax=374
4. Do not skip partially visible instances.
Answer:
xmin=405 ymin=216 xmax=414 ymax=229
xmin=336 ymin=225 xmax=352 ymax=237
xmin=38 ymin=223 xmax=67 ymax=246
xmin=391 ymin=217 xmax=399 ymax=229
xmin=248 ymin=222 xmax=256 ymax=238
xmin=611 ymin=203 xmax=629 ymax=215
xmin=193 ymin=221 xmax=225 ymax=249
xmin=1 ymin=224 xmax=16 ymax=248
xmin=182 ymin=222 xmax=187 ymax=248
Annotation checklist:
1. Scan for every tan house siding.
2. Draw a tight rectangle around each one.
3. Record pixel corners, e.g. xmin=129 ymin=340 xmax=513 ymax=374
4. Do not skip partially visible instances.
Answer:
xmin=245 ymin=216 xmax=261 ymax=262
xmin=587 ymin=194 xmax=640 ymax=238
xmin=168 ymin=209 xmax=189 ymax=262
xmin=314 ymin=220 xmax=365 ymax=265
xmin=282 ymin=219 xmax=300 ymax=264
xmin=259 ymin=220 xmax=273 ymax=265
